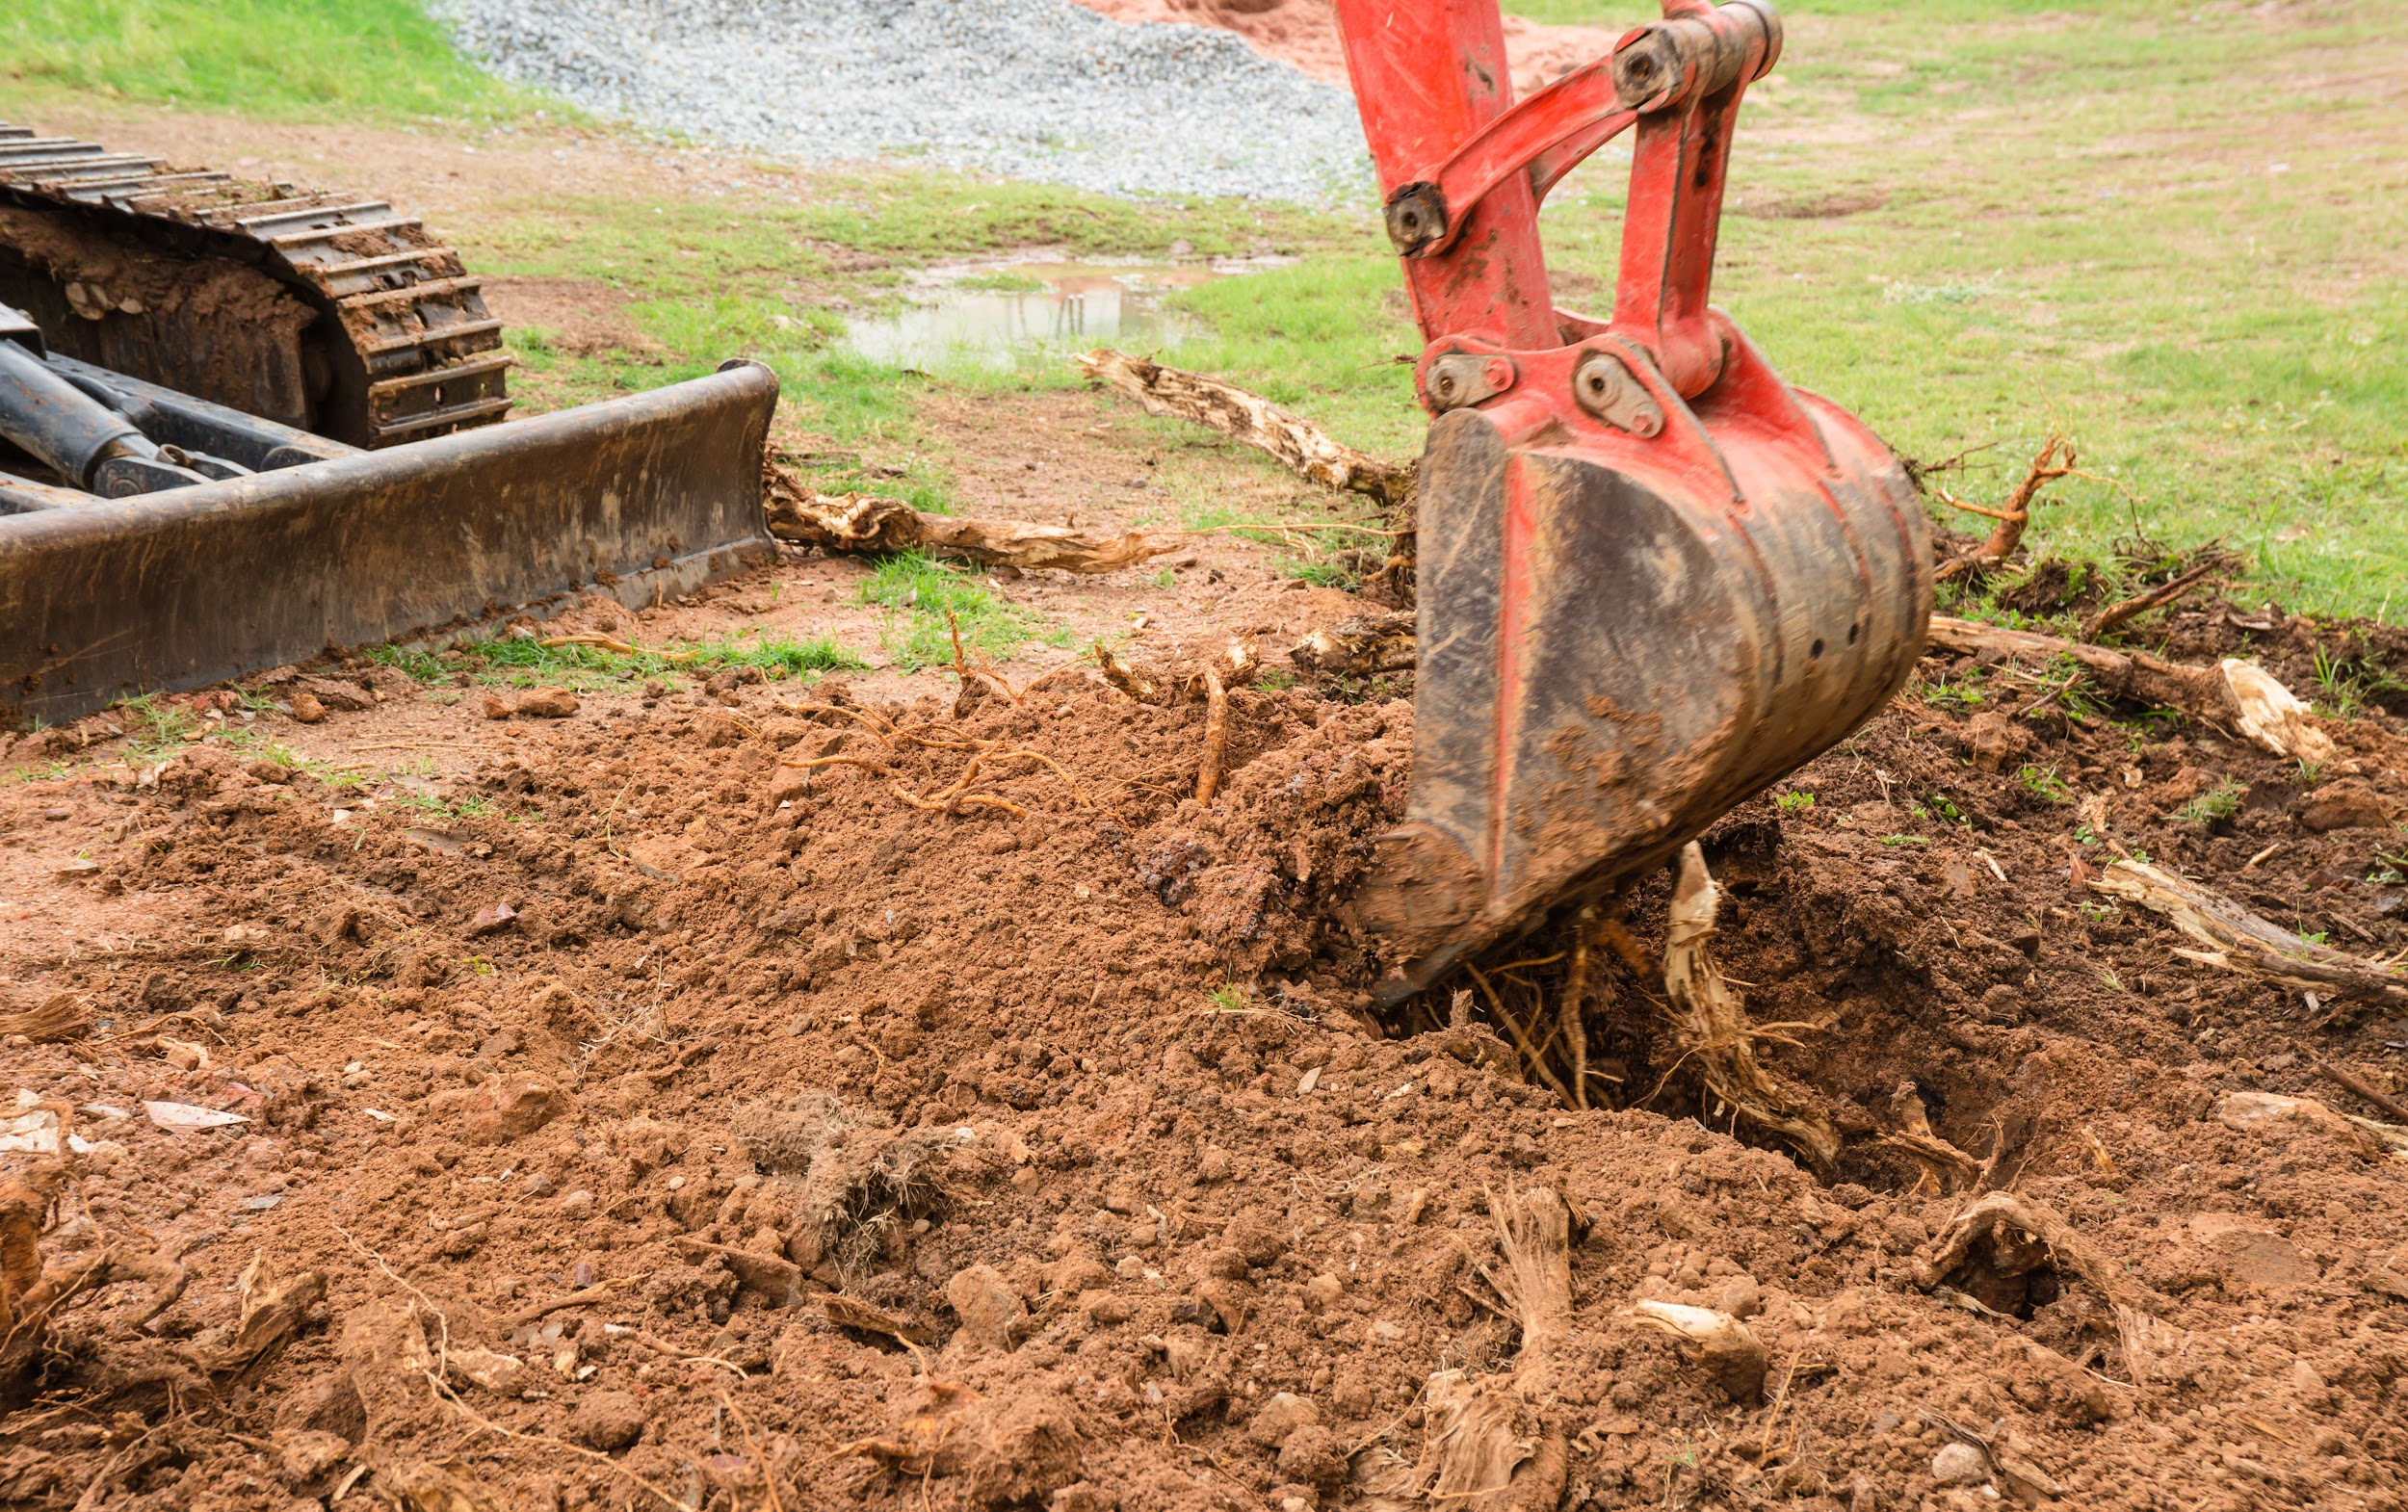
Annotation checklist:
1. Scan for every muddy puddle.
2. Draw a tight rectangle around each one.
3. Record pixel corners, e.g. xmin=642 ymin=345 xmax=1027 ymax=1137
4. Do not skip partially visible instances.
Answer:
xmin=842 ymin=256 xmax=1280 ymax=370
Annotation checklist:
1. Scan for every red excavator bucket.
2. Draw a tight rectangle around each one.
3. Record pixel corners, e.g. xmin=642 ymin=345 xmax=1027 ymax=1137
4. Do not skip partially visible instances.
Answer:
xmin=1333 ymin=0 xmax=1931 ymax=998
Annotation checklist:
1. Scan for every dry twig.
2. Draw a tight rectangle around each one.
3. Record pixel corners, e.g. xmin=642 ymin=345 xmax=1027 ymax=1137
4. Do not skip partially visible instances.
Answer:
xmin=1194 ymin=669 xmax=1230 ymax=806
xmin=1932 ymin=432 xmax=2077 ymax=581
xmin=2082 ymin=558 xmax=2224 ymax=640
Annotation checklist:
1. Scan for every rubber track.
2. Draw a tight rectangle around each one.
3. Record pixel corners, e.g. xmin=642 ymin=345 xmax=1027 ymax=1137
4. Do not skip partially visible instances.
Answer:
xmin=0 ymin=123 xmax=510 ymax=449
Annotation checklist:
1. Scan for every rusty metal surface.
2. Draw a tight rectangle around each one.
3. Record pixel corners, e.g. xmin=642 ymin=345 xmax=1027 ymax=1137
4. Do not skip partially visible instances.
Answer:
xmin=1 ymin=362 xmax=777 ymax=723
xmin=0 ymin=121 xmax=510 ymax=448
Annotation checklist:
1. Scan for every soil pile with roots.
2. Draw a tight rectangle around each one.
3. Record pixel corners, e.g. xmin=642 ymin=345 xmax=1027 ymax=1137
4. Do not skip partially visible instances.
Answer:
xmin=2 ymin=592 xmax=2407 ymax=1512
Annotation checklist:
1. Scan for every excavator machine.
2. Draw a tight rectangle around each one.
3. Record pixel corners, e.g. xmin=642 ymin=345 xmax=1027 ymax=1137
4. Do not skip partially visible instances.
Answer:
xmin=1333 ymin=0 xmax=1932 ymax=997
xmin=0 ymin=125 xmax=775 ymax=722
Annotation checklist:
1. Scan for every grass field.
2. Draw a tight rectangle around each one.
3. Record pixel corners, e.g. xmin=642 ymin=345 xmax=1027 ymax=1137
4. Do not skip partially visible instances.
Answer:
xmin=2 ymin=0 xmax=2400 ymax=617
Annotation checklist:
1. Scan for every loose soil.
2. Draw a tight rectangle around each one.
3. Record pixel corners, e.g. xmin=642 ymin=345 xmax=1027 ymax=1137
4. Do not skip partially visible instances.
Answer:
xmin=5 ymin=402 xmax=2408 ymax=1512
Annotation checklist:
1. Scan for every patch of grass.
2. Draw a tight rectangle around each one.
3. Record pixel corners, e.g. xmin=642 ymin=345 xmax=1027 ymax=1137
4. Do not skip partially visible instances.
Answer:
xmin=1282 ymin=557 xmax=1362 ymax=591
xmin=2 ymin=0 xmax=542 ymax=123
xmin=856 ymin=551 xmax=1040 ymax=670
xmin=2179 ymin=778 xmax=2247 ymax=826
xmin=114 ymin=693 xmax=196 ymax=762
xmin=458 ymin=630 xmax=865 ymax=689
xmin=955 ymin=271 xmax=1049 ymax=295
xmin=364 ymin=645 xmax=451 ymax=686
xmin=2018 ymin=764 xmax=2073 ymax=805
xmin=2310 ymin=647 xmax=2401 ymax=719
xmin=1775 ymin=790 xmax=1816 ymax=813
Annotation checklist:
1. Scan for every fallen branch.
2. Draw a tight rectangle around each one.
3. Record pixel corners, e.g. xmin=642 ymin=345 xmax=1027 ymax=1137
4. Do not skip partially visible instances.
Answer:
xmin=1932 ymin=432 xmax=2076 ymax=582
xmin=1926 ymin=615 xmax=2335 ymax=763
xmin=1662 ymin=844 xmax=1841 ymax=1171
xmin=0 ymin=994 xmax=92 ymax=1044
xmin=2088 ymin=858 xmax=2408 ymax=1015
xmin=1077 ymin=349 xmax=1414 ymax=509
xmin=764 ymin=461 xmax=1178 ymax=574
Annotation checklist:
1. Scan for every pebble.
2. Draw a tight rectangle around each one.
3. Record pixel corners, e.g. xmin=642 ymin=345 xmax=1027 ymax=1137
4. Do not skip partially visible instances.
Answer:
xmin=430 ymin=0 xmax=1370 ymax=203
xmin=1931 ymin=1442 xmax=1989 ymax=1485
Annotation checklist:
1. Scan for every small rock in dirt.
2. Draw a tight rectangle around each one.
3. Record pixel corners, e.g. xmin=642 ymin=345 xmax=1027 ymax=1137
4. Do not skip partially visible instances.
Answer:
xmin=481 ymin=693 xmax=513 ymax=720
xmin=247 ymin=760 xmax=293 ymax=785
xmin=515 ymin=687 xmax=581 ymax=718
xmin=965 ymin=1393 xmax=1085 ymax=1510
xmin=1079 ymin=1289 xmax=1132 ymax=1326
xmin=569 ymin=1389 xmax=648 ymax=1451
xmin=948 ymin=1263 xmax=1028 ymax=1352
xmin=2213 ymin=1090 xmax=2381 ymax=1159
xmin=1302 ymin=1273 xmax=1343 ymax=1313
xmin=273 ymin=1427 xmax=351 ymax=1485
xmin=463 ymin=1075 xmax=564 ymax=1145
xmin=1048 ymin=1484 xmax=1117 ymax=1512
xmin=1930 ymin=1442 xmax=1989 ymax=1485
xmin=1960 ymin=710 xmax=2030 ymax=772
xmin=289 ymin=692 xmax=327 ymax=724
xmin=468 ymin=901 xmax=520 ymax=936
xmin=1275 ymin=1426 xmax=1347 ymax=1494
xmin=449 ymin=1346 xmax=529 ymax=1396
xmin=1246 ymin=1392 xmax=1320 ymax=1446
xmin=1719 ymin=1275 xmax=1763 ymax=1318
xmin=2299 ymin=780 xmax=2390 ymax=832
xmin=277 ymin=1371 xmax=366 ymax=1443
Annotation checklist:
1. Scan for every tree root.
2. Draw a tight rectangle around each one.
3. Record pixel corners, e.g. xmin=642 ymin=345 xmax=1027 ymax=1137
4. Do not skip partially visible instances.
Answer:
xmin=1661 ymin=844 xmax=1841 ymax=1171
xmin=1414 ymin=1187 xmax=1574 ymax=1512
xmin=2089 ymin=858 xmax=2406 ymax=1018
xmin=1914 ymin=1190 xmax=2184 ymax=1383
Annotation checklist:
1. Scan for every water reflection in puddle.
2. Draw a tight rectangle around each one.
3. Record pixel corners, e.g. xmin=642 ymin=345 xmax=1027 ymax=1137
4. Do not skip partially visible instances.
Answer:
xmin=842 ymin=258 xmax=1281 ymax=371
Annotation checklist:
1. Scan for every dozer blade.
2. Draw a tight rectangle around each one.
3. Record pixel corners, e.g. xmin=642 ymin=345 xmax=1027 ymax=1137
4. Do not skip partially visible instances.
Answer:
xmin=1 ymin=360 xmax=778 ymax=723
xmin=1353 ymin=348 xmax=1930 ymax=1000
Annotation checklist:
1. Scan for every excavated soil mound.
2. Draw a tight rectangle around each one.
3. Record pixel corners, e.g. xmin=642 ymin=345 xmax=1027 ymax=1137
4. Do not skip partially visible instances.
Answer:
xmin=2 ymin=594 xmax=2407 ymax=1511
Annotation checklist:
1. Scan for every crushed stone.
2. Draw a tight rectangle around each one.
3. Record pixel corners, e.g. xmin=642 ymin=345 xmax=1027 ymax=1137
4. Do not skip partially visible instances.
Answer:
xmin=431 ymin=0 xmax=1372 ymax=203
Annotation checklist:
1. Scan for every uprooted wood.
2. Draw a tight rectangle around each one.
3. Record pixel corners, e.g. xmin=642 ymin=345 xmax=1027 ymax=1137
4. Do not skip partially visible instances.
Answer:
xmin=1925 ymin=615 xmax=2336 ymax=763
xmin=1194 ymin=669 xmax=1231 ymax=806
xmin=2089 ymin=858 xmax=2407 ymax=1017
xmin=1625 ymin=1300 xmax=1768 ymax=1404
xmin=3 ymin=1161 xmax=198 ymax=1404
xmin=1412 ymin=1187 xmax=1576 ymax=1511
xmin=1914 ymin=1190 xmax=2185 ymax=1383
xmin=1931 ymin=432 xmax=2077 ymax=582
xmin=1872 ymin=1080 xmax=1984 ymax=1195
xmin=1077 ymin=349 xmax=1415 ymax=508
xmin=768 ymin=697 xmax=1089 ymax=820
xmin=1662 ymin=843 xmax=1841 ymax=1171
xmin=1289 ymin=612 xmax=1416 ymax=677
xmin=763 ymin=456 xmax=1179 ymax=574
xmin=1091 ymin=638 xmax=1259 ymax=709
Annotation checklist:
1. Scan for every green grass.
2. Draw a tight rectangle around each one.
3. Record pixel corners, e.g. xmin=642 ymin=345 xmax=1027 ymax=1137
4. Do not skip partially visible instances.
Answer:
xmin=855 ymin=551 xmax=1044 ymax=670
xmin=430 ymin=630 xmax=867 ymax=691
xmin=1 ymin=0 xmax=538 ymax=121
xmin=1166 ymin=0 xmax=2408 ymax=618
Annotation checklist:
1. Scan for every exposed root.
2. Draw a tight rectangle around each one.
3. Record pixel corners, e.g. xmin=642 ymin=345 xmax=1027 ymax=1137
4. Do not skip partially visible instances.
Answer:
xmin=1932 ymin=432 xmax=2076 ymax=582
xmin=1914 ymin=1190 xmax=2183 ymax=1383
xmin=0 ymin=993 xmax=92 ymax=1043
xmin=1092 ymin=643 xmax=1165 ymax=706
xmin=735 ymin=1093 xmax=963 ymax=1281
xmin=1414 ymin=1187 xmax=1574 ymax=1512
xmin=1625 ymin=1301 xmax=1769 ymax=1403
xmin=2089 ymin=858 xmax=2407 ymax=1018
xmin=765 ymin=453 xmax=1179 ymax=573
xmin=2082 ymin=556 xmax=2226 ymax=640
xmin=1925 ymin=616 xmax=2336 ymax=763
xmin=1662 ymin=844 xmax=1841 ymax=1171
xmin=1289 ymin=612 xmax=1415 ymax=678
xmin=1077 ymin=348 xmax=1414 ymax=509
xmin=1193 ymin=669 xmax=1230 ymax=806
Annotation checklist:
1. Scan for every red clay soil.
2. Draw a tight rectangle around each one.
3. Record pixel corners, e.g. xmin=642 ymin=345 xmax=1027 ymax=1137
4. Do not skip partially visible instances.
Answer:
xmin=1062 ymin=0 xmax=1629 ymax=95
xmin=2 ymin=562 xmax=2407 ymax=1512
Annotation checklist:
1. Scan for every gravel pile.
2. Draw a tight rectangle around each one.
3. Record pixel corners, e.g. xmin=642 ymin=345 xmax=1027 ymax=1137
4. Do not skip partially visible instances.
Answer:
xmin=432 ymin=0 xmax=1371 ymax=203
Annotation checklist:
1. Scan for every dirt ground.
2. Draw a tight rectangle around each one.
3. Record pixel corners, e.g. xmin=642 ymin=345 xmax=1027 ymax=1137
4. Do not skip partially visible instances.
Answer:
xmin=5 ymin=371 xmax=2408 ymax=1512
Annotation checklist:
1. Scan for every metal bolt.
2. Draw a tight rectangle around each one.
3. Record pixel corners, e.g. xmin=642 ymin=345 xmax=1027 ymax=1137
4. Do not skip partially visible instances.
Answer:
xmin=1382 ymin=183 xmax=1449 ymax=256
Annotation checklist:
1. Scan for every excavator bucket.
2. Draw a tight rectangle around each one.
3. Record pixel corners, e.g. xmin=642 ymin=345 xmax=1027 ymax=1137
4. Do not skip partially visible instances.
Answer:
xmin=1334 ymin=0 xmax=1931 ymax=997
